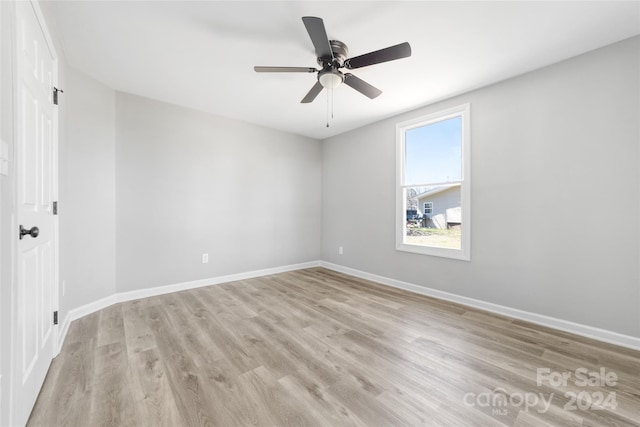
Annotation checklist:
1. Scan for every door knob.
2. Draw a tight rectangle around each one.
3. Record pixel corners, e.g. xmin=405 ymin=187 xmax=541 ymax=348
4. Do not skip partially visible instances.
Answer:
xmin=19 ymin=225 xmax=39 ymax=240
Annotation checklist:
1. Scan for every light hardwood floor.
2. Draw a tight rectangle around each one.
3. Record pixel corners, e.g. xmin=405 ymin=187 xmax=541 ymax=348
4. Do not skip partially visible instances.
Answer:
xmin=28 ymin=268 xmax=640 ymax=426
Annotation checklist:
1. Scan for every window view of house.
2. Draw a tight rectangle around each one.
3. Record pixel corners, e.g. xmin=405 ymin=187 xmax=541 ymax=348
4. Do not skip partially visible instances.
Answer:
xmin=409 ymin=184 xmax=461 ymax=249
xmin=397 ymin=104 xmax=470 ymax=258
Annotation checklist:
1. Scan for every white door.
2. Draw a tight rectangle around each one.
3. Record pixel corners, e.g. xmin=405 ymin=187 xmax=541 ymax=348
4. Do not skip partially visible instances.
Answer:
xmin=13 ymin=1 xmax=58 ymax=424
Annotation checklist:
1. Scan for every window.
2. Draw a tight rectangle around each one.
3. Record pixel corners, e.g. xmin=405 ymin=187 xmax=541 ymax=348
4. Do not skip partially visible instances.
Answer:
xmin=396 ymin=104 xmax=470 ymax=260
xmin=423 ymin=202 xmax=433 ymax=215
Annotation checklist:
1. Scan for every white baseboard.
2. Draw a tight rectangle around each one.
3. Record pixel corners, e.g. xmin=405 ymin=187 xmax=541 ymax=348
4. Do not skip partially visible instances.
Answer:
xmin=113 ymin=261 xmax=321 ymax=303
xmin=57 ymin=313 xmax=71 ymax=356
xmin=56 ymin=292 xmax=118 ymax=354
xmin=56 ymin=261 xmax=320 ymax=353
xmin=319 ymin=261 xmax=640 ymax=351
xmin=56 ymin=259 xmax=640 ymax=354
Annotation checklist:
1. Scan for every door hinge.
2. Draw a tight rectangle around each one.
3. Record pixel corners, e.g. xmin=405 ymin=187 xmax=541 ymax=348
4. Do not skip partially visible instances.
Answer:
xmin=53 ymin=201 xmax=58 ymax=215
xmin=53 ymin=311 xmax=58 ymax=325
xmin=53 ymin=87 xmax=64 ymax=105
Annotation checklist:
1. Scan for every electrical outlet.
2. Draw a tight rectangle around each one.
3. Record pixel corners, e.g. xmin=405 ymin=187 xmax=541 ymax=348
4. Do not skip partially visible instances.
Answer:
xmin=202 ymin=253 xmax=209 ymax=264
xmin=338 ymin=246 xmax=344 ymax=255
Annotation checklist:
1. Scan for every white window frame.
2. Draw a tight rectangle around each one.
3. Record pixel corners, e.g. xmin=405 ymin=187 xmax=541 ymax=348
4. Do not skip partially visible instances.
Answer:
xmin=395 ymin=103 xmax=471 ymax=260
xmin=423 ymin=202 xmax=433 ymax=215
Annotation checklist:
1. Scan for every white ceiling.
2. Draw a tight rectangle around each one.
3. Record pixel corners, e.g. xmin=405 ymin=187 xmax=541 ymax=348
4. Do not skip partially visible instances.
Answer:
xmin=43 ymin=1 xmax=640 ymax=140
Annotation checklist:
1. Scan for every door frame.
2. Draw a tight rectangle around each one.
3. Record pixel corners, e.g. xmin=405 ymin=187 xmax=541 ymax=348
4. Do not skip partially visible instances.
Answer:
xmin=9 ymin=0 xmax=60 ymax=424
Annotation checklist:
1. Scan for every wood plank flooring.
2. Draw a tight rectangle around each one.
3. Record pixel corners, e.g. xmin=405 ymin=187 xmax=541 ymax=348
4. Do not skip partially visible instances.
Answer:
xmin=27 ymin=268 xmax=640 ymax=426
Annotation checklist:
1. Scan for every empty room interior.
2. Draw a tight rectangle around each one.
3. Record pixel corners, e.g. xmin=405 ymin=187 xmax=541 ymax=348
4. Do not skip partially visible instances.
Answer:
xmin=1 ymin=1 xmax=639 ymax=426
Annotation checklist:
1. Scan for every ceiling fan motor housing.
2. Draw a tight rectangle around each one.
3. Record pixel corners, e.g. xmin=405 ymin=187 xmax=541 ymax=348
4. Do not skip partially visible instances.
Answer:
xmin=318 ymin=40 xmax=349 ymax=68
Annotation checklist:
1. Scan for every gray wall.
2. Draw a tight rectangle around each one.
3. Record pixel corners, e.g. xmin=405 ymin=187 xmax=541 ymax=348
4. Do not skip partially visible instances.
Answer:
xmin=58 ymin=67 xmax=116 ymax=315
xmin=115 ymin=93 xmax=322 ymax=292
xmin=322 ymin=36 xmax=640 ymax=337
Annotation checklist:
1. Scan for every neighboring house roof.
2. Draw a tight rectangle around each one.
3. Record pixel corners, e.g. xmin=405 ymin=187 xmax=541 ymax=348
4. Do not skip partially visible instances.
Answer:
xmin=412 ymin=183 xmax=461 ymax=201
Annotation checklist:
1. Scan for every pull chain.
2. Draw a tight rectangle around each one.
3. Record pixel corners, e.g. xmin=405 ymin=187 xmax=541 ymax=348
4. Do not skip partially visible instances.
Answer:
xmin=331 ymin=88 xmax=334 ymax=119
xmin=326 ymin=88 xmax=335 ymax=128
xmin=326 ymin=88 xmax=330 ymax=128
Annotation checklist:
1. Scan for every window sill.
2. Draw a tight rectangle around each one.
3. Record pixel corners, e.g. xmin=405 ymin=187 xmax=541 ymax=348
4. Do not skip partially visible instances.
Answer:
xmin=396 ymin=242 xmax=470 ymax=261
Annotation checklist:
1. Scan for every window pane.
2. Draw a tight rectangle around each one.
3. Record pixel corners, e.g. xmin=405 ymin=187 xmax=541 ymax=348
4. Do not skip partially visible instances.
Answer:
xmin=404 ymin=116 xmax=462 ymax=185
xmin=404 ymin=186 xmax=461 ymax=250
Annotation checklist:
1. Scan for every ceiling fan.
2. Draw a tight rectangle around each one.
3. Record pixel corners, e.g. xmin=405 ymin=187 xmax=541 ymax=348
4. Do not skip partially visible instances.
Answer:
xmin=254 ymin=16 xmax=412 ymax=104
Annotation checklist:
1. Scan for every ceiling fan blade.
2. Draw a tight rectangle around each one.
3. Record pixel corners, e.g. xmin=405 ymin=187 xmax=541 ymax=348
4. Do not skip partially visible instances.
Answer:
xmin=344 ymin=73 xmax=382 ymax=99
xmin=302 ymin=16 xmax=334 ymax=61
xmin=301 ymin=81 xmax=324 ymax=103
xmin=254 ymin=66 xmax=317 ymax=73
xmin=345 ymin=42 xmax=411 ymax=69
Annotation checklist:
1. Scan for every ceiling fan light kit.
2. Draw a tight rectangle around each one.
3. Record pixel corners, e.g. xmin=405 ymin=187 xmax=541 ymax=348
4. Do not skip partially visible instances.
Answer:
xmin=254 ymin=16 xmax=412 ymax=121
xmin=318 ymin=69 xmax=343 ymax=89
